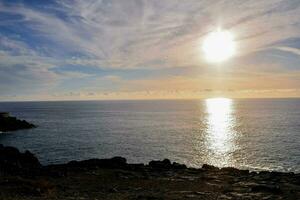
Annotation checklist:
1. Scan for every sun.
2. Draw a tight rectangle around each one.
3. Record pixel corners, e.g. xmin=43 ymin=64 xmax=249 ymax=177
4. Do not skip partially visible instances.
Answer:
xmin=202 ymin=29 xmax=236 ymax=63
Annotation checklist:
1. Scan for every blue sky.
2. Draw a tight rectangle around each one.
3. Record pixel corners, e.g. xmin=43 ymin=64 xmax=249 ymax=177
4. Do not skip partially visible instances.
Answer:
xmin=1 ymin=0 xmax=300 ymax=100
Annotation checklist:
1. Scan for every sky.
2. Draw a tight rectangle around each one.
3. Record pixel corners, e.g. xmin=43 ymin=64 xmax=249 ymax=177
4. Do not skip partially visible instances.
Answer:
xmin=1 ymin=0 xmax=300 ymax=101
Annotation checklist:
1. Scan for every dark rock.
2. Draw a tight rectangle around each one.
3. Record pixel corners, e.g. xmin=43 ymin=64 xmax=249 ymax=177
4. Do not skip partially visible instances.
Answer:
xmin=0 ymin=114 xmax=35 ymax=132
xmin=0 ymin=145 xmax=299 ymax=200
xmin=202 ymin=164 xmax=219 ymax=170
xmin=21 ymin=150 xmax=41 ymax=168
xmin=172 ymin=162 xmax=187 ymax=169
xmin=0 ymin=145 xmax=41 ymax=175
xmin=127 ymin=163 xmax=145 ymax=171
xmin=108 ymin=187 xmax=118 ymax=193
xmin=251 ymin=184 xmax=282 ymax=194
xmin=149 ymin=159 xmax=172 ymax=170
xmin=221 ymin=167 xmax=249 ymax=175
xmin=148 ymin=159 xmax=186 ymax=170
xmin=67 ymin=156 xmax=127 ymax=169
xmin=136 ymin=194 xmax=163 ymax=200
xmin=258 ymin=171 xmax=279 ymax=181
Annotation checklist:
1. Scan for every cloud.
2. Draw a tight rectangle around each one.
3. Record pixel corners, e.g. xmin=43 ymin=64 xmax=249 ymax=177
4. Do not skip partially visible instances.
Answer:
xmin=1 ymin=0 xmax=300 ymax=99
xmin=2 ymin=0 xmax=300 ymax=68
xmin=275 ymin=46 xmax=300 ymax=56
xmin=0 ymin=34 xmax=58 ymax=95
xmin=0 ymin=63 xmax=58 ymax=95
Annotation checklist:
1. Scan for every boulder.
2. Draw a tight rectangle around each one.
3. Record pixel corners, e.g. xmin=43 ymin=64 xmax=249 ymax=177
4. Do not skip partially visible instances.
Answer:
xmin=0 ymin=145 xmax=41 ymax=174
xmin=172 ymin=162 xmax=187 ymax=169
xmin=202 ymin=164 xmax=219 ymax=170
xmin=149 ymin=159 xmax=172 ymax=169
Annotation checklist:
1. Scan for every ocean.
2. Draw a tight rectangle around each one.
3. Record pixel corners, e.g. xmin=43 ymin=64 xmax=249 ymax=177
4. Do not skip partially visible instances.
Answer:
xmin=0 ymin=98 xmax=299 ymax=172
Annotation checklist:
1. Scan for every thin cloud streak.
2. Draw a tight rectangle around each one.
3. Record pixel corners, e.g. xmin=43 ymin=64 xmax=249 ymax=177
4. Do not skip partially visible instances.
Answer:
xmin=2 ymin=0 xmax=300 ymax=68
xmin=275 ymin=46 xmax=300 ymax=56
xmin=0 ymin=0 xmax=300 ymax=100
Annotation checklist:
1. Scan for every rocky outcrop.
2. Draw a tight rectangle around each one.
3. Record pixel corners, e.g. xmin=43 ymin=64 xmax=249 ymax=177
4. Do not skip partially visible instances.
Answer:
xmin=0 ymin=145 xmax=41 ymax=175
xmin=0 ymin=114 xmax=35 ymax=132
xmin=149 ymin=159 xmax=187 ymax=170
xmin=66 ymin=156 xmax=128 ymax=169
xmin=0 ymin=145 xmax=299 ymax=199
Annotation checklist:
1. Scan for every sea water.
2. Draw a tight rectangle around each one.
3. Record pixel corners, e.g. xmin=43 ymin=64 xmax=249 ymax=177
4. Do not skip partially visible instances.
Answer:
xmin=0 ymin=98 xmax=299 ymax=172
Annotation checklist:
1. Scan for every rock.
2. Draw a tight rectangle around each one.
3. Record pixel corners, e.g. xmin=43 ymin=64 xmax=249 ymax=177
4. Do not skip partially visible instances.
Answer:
xmin=0 ymin=145 xmax=41 ymax=175
xmin=20 ymin=150 xmax=41 ymax=168
xmin=0 ymin=114 xmax=35 ymax=132
xmin=149 ymin=159 xmax=172 ymax=170
xmin=251 ymin=184 xmax=282 ymax=194
xmin=220 ymin=167 xmax=249 ymax=175
xmin=67 ymin=156 xmax=127 ymax=169
xmin=172 ymin=162 xmax=187 ymax=169
xmin=202 ymin=164 xmax=219 ymax=170
xmin=218 ymin=194 xmax=233 ymax=199
xmin=148 ymin=160 xmax=186 ymax=170
xmin=0 ymin=145 xmax=299 ymax=200
xmin=258 ymin=171 xmax=277 ymax=180
xmin=127 ymin=163 xmax=145 ymax=171
xmin=136 ymin=194 xmax=163 ymax=200
xmin=108 ymin=187 xmax=118 ymax=193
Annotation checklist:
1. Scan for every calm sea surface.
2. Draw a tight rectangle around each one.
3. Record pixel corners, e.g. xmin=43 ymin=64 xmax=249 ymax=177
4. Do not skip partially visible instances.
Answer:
xmin=0 ymin=99 xmax=299 ymax=172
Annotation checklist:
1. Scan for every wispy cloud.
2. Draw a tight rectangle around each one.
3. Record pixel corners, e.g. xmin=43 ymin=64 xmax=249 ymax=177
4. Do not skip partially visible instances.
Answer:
xmin=3 ymin=0 xmax=300 ymax=67
xmin=1 ymin=0 xmax=300 ymax=99
xmin=275 ymin=46 xmax=300 ymax=56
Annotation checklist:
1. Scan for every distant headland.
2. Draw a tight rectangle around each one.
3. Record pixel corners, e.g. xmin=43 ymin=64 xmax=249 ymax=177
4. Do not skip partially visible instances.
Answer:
xmin=0 ymin=112 xmax=35 ymax=132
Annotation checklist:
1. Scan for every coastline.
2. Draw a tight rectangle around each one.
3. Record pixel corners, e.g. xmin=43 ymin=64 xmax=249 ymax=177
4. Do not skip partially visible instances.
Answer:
xmin=0 ymin=145 xmax=299 ymax=199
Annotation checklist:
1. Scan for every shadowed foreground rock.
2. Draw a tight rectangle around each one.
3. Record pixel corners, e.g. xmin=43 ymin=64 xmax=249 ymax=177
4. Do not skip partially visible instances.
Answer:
xmin=0 ymin=145 xmax=299 ymax=200
xmin=0 ymin=145 xmax=41 ymax=176
xmin=0 ymin=113 xmax=36 ymax=132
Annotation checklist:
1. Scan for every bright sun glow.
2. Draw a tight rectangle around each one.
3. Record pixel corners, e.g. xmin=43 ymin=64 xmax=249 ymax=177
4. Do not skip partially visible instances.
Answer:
xmin=202 ymin=29 xmax=236 ymax=63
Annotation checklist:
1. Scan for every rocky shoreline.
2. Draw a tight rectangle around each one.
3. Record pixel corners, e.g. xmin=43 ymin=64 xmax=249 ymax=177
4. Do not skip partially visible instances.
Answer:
xmin=0 ymin=145 xmax=299 ymax=200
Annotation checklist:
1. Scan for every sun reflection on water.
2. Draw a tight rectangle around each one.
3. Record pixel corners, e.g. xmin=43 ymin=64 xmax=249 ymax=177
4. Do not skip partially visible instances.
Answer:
xmin=205 ymin=98 xmax=236 ymax=167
